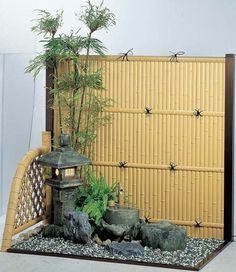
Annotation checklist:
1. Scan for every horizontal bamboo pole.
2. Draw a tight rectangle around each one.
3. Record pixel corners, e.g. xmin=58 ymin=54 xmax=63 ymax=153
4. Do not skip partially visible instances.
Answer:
xmin=149 ymin=219 xmax=223 ymax=229
xmin=1 ymin=131 xmax=51 ymax=252
xmin=105 ymin=108 xmax=224 ymax=117
xmin=82 ymin=55 xmax=226 ymax=63
xmin=92 ymin=162 xmax=224 ymax=173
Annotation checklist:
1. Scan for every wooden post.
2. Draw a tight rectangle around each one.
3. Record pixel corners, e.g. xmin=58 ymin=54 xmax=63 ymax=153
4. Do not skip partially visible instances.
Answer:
xmin=224 ymin=54 xmax=235 ymax=241
xmin=42 ymin=132 xmax=52 ymax=223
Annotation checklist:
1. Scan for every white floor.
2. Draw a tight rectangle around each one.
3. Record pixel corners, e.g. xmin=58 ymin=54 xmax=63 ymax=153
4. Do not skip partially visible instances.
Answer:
xmin=1 ymin=215 xmax=236 ymax=272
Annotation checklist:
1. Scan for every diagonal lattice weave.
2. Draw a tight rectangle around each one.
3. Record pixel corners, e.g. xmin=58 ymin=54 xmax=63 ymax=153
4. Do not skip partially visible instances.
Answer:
xmin=14 ymin=157 xmax=46 ymax=229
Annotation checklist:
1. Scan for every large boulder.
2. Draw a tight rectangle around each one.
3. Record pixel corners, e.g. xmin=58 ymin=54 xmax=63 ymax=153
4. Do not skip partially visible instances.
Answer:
xmin=141 ymin=221 xmax=187 ymax=251
xmin=124 ymin=220 xmax=145 ymax=241
xmin=107 ymin=241 xmax=144 ymax=257
xmin=64 ymin=211 xmax=92 ymax=243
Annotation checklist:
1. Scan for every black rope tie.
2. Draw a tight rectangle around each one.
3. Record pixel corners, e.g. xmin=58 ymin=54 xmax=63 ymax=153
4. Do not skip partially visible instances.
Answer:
xmin=118 ymin=161 xmax=128 ymax=168
xmin=168 ymin=162 xmax=177 ymax=171
xmin=169 ymin=51 xmax=185 ymax=62
xmin=193 ymin=108 xmax=203 ymax=118
xmin=145 ymin=107 xmax=152 ymax=115
xmin=117 ymin=48 xmax=134 ymax=61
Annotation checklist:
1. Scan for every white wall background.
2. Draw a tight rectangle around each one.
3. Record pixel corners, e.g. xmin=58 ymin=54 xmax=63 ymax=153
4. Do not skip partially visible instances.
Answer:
xmin=1 ymin=0 xmax=236 ymax=56
xmin=0 ymin=0 xmax=236 ymax=238
xmin=0 ymin=55 xmax=45 ymax=215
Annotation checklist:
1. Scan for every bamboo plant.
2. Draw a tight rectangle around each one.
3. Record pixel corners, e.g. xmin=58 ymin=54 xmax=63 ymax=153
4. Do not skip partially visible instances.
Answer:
xmin=26 ymin=1 xmax=116 ymax=157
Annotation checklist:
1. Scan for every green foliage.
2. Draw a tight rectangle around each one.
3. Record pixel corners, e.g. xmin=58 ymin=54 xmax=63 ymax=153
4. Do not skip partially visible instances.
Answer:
xmin=78 ymin=0 xmax=116 ymax=33
xmin=26 ymin=1 xmax=116 ymax=156
xmin=76 ymin=171 xmax=117 ymax=225
xmin=31 ymin=9 xmax=63 ymax=37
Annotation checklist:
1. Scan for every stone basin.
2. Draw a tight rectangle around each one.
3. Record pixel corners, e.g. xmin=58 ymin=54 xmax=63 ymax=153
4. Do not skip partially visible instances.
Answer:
xmin=105 ymin=206 xmax=140 ymax=225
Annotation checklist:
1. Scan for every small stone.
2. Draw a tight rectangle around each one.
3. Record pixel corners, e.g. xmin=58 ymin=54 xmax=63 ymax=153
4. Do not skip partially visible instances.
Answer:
xmin=33 ymin=226 xmax=43 ymax=234
xmin=102 ymin=239 xmax=111 ymax=246
xmin=107 ymin=241 xmax=144 ymax=257
xmin=18 ymin=233 xmax=31 ymax=240
xmin=93 ymin=234 xmax=103 ymax=245
xmin=11 ymin=238 xmax=22 ymax=246
xmin=131 ymin=240 xmax=141 ymax=244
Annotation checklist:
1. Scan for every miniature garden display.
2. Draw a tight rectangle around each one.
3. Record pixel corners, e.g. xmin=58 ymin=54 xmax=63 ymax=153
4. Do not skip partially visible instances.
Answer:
xmin=3 ymin=1 xmax=227 ymax=271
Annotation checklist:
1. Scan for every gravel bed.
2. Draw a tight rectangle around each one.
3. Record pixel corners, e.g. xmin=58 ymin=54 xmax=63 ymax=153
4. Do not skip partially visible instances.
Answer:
xmin=11 ymin=236 xmax=224 ymax=268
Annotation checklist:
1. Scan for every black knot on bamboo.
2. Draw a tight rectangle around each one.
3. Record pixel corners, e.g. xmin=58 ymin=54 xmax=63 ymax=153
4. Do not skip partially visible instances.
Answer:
xmin=194 ymin=219 xmax=203 ymax=228
xmin=117 ymin=48 xmax=134 ymax=61
xmin=169 ymin=51 xmax=185 ymax=62
xmin=193 ymin=108 xmax=203 ymax=118
xmin=168 ymin=162 xmax=177 ymax=171
xmin=144 ymin=215 xmax=151 ymax=224
xmin=118 ymin=161 xmax=128 ymax=168
xmin=145 ymin=106 xmax=152 ymax=115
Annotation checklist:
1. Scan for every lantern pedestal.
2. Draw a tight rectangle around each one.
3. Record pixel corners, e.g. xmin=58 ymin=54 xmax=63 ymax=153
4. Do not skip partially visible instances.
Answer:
xmin=46 ymin=179 xmax=82 ymax=226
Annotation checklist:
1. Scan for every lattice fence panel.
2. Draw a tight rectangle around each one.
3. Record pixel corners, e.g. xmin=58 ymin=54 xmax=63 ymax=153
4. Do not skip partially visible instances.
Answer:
xmin=14 ymin=157 xmax=46 ymax=230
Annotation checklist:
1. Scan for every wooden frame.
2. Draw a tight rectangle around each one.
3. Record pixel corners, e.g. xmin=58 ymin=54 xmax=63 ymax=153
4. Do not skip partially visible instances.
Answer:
xmin=224 ymin=54 xmax=235 ymax=241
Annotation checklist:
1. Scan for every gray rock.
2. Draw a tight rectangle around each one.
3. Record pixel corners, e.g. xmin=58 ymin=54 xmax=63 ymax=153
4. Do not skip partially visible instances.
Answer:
xmin=107 ymin=241 xmax=144 ymax=257
xmin=124 ymin=220 xmax=145 ymax=241
xmin=100 ymin=219 xmax=131 ymax=237
xmin=64 ymin=211 xmax=92 ymax=243
xmin=42 ymin=224 xmax=64 ymax=238
xmin=141 ymin=221 xmax=187 ymax=251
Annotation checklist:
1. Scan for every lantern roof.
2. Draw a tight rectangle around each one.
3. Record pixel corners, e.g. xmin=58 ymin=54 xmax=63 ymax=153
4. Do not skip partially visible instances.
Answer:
xmin=38 ymin=134 xmax=92 ymax=169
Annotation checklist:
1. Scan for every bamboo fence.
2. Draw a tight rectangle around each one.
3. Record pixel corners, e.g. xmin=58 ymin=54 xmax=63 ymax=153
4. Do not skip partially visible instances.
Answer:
xmin=1 ymin=131 xmax=51 ymax=252
xmin=55 ymin=56 xmax=225 ymax=239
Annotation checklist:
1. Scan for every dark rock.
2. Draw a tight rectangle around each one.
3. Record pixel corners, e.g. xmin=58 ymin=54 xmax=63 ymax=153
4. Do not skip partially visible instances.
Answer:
xmin=124 ymin=220 xmax=145 ymax=241
xmin=107 ymin=241 xmax=144 ymax=257
xmin=42 ymin=224 xmax=64 ymax=238
xmin=141 ymin=221 xmax=187 ymax=251
xmin=64 ymin=211 xmax=92 ymax=243
xmin=100 ymin=219 xmax=131 ymax=237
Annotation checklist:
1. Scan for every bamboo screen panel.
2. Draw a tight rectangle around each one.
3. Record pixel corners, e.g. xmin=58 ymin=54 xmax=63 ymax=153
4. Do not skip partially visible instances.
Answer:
xmin=57 ymin=56 xmax=225 ymax=239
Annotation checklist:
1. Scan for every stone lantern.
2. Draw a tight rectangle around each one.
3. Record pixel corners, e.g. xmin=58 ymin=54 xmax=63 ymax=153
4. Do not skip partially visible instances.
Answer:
xmin=38 ymin=134 xmax=91 ymax=226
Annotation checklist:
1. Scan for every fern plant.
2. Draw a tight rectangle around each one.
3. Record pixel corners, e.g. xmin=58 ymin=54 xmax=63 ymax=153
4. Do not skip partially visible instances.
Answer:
xmin=76 ymin=171 xmax=117 ymax=225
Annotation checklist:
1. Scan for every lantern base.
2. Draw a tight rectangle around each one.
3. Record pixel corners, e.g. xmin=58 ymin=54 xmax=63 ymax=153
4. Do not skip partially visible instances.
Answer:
xmin=46 ymin=179 xmax=82 ymax=226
